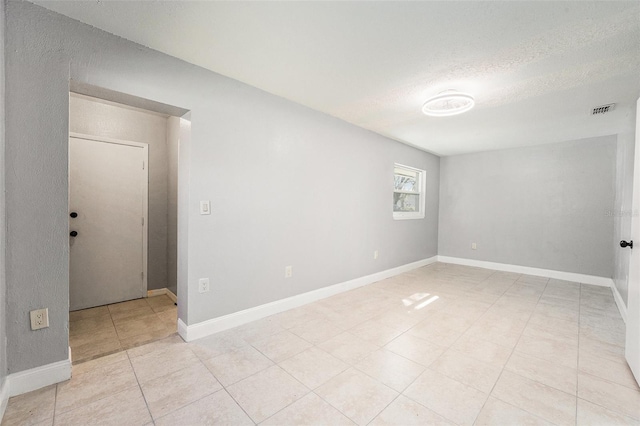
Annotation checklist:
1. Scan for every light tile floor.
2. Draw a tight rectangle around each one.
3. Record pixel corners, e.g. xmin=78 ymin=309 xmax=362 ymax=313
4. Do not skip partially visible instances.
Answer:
xmin=68 ymin=294 xmax=177 ymax=364
xmin=4 ymin=263 xmax=640 ymax=425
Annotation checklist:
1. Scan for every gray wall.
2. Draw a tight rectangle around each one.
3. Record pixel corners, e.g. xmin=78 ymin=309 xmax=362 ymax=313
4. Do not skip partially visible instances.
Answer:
xmin=438 ymin=136 xmax=616 ymax=278
xmin=69 ymin=94 xmax=173 ymax=292
xmin=612 ymin=109 xmax=637 ymax=305
xmin=176 ymin=116 xmax=191 ymax=324
xmin=167 ymin=117 xmax=180 ymax=296
xmin=0 ymin=0 xmax=7 ymax=392
xmin=5 ymin=2 xmax=439 ymax=373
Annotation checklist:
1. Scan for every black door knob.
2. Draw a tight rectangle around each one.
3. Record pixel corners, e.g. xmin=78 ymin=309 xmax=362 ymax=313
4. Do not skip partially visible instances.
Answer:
xmin=620 ymin=240 xmax=633 ymax=249
xmin=70 ymin=212 xmax=78 ymax=218
xmin=70 ymin=231 xmax=78 ymax=237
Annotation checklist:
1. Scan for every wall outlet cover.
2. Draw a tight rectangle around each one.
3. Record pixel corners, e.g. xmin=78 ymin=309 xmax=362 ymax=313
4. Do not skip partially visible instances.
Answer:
xmin=30 ymin=308 xmax=49 ymax=330
xmin=198 ymin=278 xmax=210 ymax=293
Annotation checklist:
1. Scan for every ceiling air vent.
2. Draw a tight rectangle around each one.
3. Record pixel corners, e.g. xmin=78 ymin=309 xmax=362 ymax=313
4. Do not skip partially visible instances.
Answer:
xmin=592 ymin=103 xmax=615 ymax=115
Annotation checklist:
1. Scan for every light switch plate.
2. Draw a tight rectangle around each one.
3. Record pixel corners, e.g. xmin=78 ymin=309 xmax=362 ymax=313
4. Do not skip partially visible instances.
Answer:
xmin=200 ymin=200 xmax=211 ymax=215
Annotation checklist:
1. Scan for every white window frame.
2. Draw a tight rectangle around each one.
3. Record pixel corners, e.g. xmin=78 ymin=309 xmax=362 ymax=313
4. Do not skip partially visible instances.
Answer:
xmin=393 ymin=163 xmax=426 ymax=220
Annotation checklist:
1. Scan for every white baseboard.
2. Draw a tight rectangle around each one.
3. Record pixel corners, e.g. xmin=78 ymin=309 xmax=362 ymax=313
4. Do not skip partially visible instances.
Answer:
xmin=438 ymin=256 xmax=629 ymax=322
xmin=7 ymin=348 xmax=71 ymax=397
xmin=178 ymin=256 xmax=438 ymax=342
xmin=611 ymin=281 xmax=628 ymax=324
xmin=437 ymin=256 xmax=613 ymax=287
xmin=0 ymin=378 xmax=9 ymax=424
xmin=147 ymin=288 xmax=177 ymax=303
xmin=178 ymin=318 xmax=189 ymax=341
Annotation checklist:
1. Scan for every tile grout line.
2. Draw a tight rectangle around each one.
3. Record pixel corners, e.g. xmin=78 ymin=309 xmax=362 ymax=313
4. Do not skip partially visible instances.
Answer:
xmin=212 ymin=356 xmax=267 ymax=425
xmin=478 ymin=396 xmax=553 ymax=426
xmin=471 ymin=275 xmax=548 ymax=425
xmin=488 ymin=280 xmax=618 ymax=423
xmin=390 ymin=270 xmax=519 ymax=425
xmin=231 ymin=314 xmax=403 ymax=424
xmin=52 ymin=381 xmax=59 ymax=426
xmin=133 ymin=341 xmax=251 ymax=424
xmin=70 ymin=296 xmax=177 ymax=364
xmin=156 ymin=347 xmax=224 ymax=420
xmin=125 ymin=349 xmax=156 ymax=424
xmin=322 ymin=283 xmax=430 ymax=425
xmin=205 ymin=348 xmax=274 ymax=389
xmin=189 ymin=342 xmax=261 ymax=425
xmin=349 ymin=357 xmax=414 ymax=426
xmin=575 ymin=284 xmax=640 ymax=421
xmin=384 ymin=274 xmax=584 ymax=426
xmin=35 ymin=268 xmax=635 ymax=425
xmin=52 ymin=359 xmax=141 ymax=418
xmin=310 ymin=348 xmax=405 ymax=425
xmin=457 ymin=271 xmax=524 ymax=425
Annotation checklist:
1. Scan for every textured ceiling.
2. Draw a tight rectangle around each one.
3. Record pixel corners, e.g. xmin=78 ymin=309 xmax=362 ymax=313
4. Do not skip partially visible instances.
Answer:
xmin=33 ymin=1 xmax=640 ymax=155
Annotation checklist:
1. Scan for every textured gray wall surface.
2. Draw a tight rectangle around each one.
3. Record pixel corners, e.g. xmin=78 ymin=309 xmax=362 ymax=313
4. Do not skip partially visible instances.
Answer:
xmin=69 ymin=95 xmax=171 ymax=292
xmin=166 ymin=117 xmax=179 ymax=296
xmin=176 ymin=117 xmax=191 ymax=324
xmin=5 ymin=2 xmax=439 ymax=372
xmin=0 ymin=0 xmax=7 ymax=389
xmin=438 ymin=136 xmax=616 ymax=278
xmin=613 ymin=110 xmax=637 ymax=305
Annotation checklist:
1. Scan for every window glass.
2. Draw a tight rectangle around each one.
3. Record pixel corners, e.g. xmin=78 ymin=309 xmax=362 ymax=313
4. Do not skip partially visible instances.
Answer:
xmin=393 ymin=164 xmax=425 ymax=220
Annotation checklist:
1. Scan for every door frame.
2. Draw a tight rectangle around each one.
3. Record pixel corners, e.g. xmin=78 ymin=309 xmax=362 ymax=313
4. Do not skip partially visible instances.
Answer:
xmin=69 ymin=131 xmax=150 ymax=298
xmin=625 ymin=99 xmax=640 ymax=385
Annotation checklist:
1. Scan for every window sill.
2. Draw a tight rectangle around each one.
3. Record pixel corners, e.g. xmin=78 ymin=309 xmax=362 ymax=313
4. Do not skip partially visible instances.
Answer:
xmin=393 ymin=213 xmax=425 ymax=220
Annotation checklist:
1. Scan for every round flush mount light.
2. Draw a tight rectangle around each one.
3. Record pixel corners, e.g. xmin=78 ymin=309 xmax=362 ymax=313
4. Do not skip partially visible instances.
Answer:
xmin=422 ymin=90 xmax=475 ymax=117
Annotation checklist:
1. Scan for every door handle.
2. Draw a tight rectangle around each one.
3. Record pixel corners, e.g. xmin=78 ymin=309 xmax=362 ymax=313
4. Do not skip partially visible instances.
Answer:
xmin=70 ymin=231 xmax=78 ymax=237
xmin=620 ymin=240 xmax=633 ymax=249
xmin=70 ymin=212 xmax=78 ymax=218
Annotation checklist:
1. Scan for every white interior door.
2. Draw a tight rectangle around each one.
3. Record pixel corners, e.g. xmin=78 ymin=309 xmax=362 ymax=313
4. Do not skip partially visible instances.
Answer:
xmin=69 ymin=135 xmax=148 ymax=311
xmin=626 ymin=98 xmax=640 ymax=385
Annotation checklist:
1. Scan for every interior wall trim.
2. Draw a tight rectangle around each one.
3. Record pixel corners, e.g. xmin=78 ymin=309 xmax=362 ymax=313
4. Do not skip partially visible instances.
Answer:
xmin=611 ymin=280 xmax=628 ymax=324
xmin=147 ymin=288 xmax=177 ymax=303
xmin=6 ymin=348 xmax=72 ymax=398
xmin=437 ymin=256 xmax=613 ymax=287
xmin=0 ymin=378 xmax=9 ymax=423
xmin=178 ymin=256 xmax=438 ymax=342
xmin=437 ymin=255 xmax=629 ymax=322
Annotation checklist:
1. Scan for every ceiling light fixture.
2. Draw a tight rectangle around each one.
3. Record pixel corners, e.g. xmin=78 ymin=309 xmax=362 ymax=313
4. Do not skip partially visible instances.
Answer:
xmin=422 ymin=90 xmax=475 ymax=117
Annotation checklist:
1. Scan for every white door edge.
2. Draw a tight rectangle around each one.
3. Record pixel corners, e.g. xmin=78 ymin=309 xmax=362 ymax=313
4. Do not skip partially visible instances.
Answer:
xmin=625 ymin=98 xmax=640 ymax=386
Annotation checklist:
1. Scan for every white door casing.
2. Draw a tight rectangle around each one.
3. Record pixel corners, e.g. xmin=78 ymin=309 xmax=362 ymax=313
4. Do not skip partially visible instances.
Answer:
xmin=626 ymin=98 xmax=640 ymax=386
xmin=69 ymin=133 xmax=148 ymax=311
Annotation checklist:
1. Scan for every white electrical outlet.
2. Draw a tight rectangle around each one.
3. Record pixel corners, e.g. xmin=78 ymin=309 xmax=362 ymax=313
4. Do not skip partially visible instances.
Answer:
xmin=30 ymin=308 xmax=49 ymax=331
xmin=471 ymin=242 xmax=477 ymax=250
xmin=374 ymin=250 xmax=379 ymax=259
xmin=198 ymin=278 xmax=210 ymax=293
xmin=285 ymin=266 xmax=293 ymax=278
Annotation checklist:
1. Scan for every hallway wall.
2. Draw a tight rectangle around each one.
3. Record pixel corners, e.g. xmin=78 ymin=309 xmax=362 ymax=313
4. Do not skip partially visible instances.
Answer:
xmin=0 ymin=0 xmax=7 ymax=402
xmin=4 ymin=2 xmax=439 ymax=373
xmin=70 ymin=94 xmax=173 ymax=292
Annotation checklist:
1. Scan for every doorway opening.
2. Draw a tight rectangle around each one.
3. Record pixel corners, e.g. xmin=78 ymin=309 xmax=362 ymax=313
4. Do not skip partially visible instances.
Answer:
xmin=69 ymin=133 xmax=149 ymax=310
xmin=67 ymin=89 xmax=190 ymax=364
